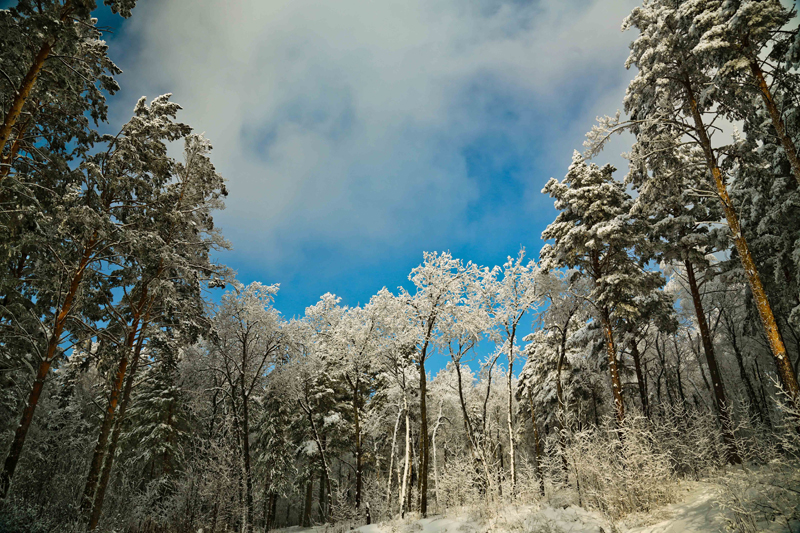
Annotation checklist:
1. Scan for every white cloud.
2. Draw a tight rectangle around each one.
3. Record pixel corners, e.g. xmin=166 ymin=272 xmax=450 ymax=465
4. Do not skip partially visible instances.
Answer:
xmin=112 ymin=0 xmax=640 ymax=265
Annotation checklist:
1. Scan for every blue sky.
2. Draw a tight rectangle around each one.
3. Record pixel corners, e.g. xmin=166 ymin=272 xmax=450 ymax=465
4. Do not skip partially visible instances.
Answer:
xmin=91 ymin=0 xmax=639 ymax=369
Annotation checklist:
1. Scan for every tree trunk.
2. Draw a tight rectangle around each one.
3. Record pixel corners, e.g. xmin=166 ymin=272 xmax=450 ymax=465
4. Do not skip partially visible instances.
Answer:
xmin=0 ymin=0 xmax=74 ymax=164
xmin=506 ymin=335 xmax=516 ymax=494
xmin=629 ymin=338 xmax=649 ymax=417
xmin=265 ymin=493 xmax=277 ymax=532
xmin=600 ymin=309 xmax=625 ymax=425
xmin=318 ymin=458 xmax=326 ymax=521
xmin=301 ymin=397 xmax=333 ymax=523
xmin=418 ymin=357 xmax=429 ymax=516
xmin=81 ymin=320 xmax=138 ymax=519
xmin=432 ymin=400 xmax=444 ymax=512
xmin=685 ymin=77 xmax=800 ymax=405
xmin=453 ymin=355 xmax=493 ymax=498
xmin=81 ymin=353 xmax=129 ymax=518
xmin=684 ymin=259 xmax=741 ymax=464
xmin=555 ymin=344 xmax=568 ymax=474
xmin=527 ymin=389 xmax=545 ymax=497
xmin=386 ymin=406 xmax=402 ymax=507
xmin=87 ymin=322 xmax=149 ymax=530
xmin=353 ymin=379 xmax=362 ymax=510
xmin=747 ymin=58 xmax=800 ymax=188
xmin=453 ymin=358 xmax=478 ymax=451
xmin=302 ymin=473 xmax=313 ymax=528
xmin=241 ymin=375 xmax=255 ymax=532
xmin=726 ymin=314 xmax=765 ymax=423
xmin=0 ymin=236 xmax=95 ymax=498
xmin=399 ymin=395 xmax=411 ymax=517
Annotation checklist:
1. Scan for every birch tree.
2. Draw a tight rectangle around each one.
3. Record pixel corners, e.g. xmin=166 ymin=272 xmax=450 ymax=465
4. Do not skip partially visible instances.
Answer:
xmin=481 ymin=250 xmax=543 ymax=493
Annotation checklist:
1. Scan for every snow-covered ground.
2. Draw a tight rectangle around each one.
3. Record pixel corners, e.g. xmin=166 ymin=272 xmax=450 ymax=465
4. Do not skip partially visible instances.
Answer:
xmin=621 ymin=484 xmax=723 ymax=533
xmin=273 ymin=479 xmax=797 ymax=533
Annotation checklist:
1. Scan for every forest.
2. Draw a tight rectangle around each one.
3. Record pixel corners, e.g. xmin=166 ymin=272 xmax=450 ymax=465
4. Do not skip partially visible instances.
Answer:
xmin=1 ymin=0 xmax=800 ymax=532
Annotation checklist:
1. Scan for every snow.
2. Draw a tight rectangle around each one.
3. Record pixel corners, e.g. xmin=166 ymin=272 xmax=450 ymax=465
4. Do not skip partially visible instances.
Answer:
xmin=622 ymin=484 xmax=723 ymax=533
xmin=348 ymin=508 xmax=608 ymax=533
xmin=271 ymin=479 xmax=796 ymax=533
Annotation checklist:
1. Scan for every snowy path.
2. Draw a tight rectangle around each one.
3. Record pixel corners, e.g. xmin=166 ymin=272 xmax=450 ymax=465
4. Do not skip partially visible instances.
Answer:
xmin=623 ymin=484 xmax=724 ymax=533
xmin=281 ymin=483 xmax=733 ymax=533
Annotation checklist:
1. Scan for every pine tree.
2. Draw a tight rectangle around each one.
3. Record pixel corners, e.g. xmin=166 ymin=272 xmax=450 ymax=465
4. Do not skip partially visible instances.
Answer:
xmin=586 ymin=0 xmax=800 ymax=402
xmin=694 ymin=0 xmax=800 ymax=187
xmin=541 ymin=153 xmax=660 ymax=425
xmin=79 ymin=97 xmax=228 ymax=528
xmin=0 ymin=0 xmax=136 ymax=179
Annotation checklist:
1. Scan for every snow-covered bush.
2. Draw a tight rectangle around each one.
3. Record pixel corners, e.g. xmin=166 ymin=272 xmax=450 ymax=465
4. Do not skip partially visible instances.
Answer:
xmin=717 ymin=395 xmax=800 ymax=533
xmin=565 ymin=415 xmax=676 ymax=520
xmin=435 ymin=452 xmax=484 ymax=510
xmin=649 ymin=404 xmax=728 ymax=479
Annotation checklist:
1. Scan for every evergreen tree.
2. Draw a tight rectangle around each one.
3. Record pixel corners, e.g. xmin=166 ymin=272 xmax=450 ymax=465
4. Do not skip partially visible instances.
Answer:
xmin=541 ymin=153 xmax=662 ymax=425
xmin=587 ymin=0 xmax=800 ymax=401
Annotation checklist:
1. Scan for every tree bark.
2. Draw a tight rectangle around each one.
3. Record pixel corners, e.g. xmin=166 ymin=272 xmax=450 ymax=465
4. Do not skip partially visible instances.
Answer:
xmin=432 ymin=400 xmax=444 ymax=512
xmin=747 ymin=58 xmax=800 ymax=188
xmin=418 ymin=357 xmax=429 ymax=516
xmin=684 ymin=259 xmax=741 ymax=464
xmin=84 ymin=285 xmax=154 ymax=523
xmin=0 ymin=0 xmax=74 ymax=166
xmin=81 ymin=351 xmax=129 ymax=518
xmin=302 ymin=473 xmax=313 ymax=528
xmin=0 ymin=235 xmax=96 ymax=498
xmin=399 ymin=394 xmax=411 ymax=517
xmin=629 ymin=338 xmax=649 ymax=418
xmin=555 ymin=343 xmax=568 ymax=474
xmin=81 ymin=317 xmax=140 ymax=519
xmin=506 ymin=327 xmax=517 ymax=494
xmin=265 ymin=492 xmax=277 ymax=532
xmin=87 ymin=320 xmax=149 ymax=530
xmin=386 ymin=406 xmax=402 ymax=507
xmin=527 ymin=388 xmax=545 ymax=497
xmin=724 ymin=309 xmax=765 ymax=423
xmin=600 ymin=308 xmax=625 ymax=425
xmin=685 ymin=77 xmax=800 ymax=405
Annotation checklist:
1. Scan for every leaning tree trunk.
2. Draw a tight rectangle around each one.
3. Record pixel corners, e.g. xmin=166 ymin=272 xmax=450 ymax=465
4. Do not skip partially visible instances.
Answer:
xmin=81 ymin=317 xmax=141 ymax=519
xmin=0 ymin=236 xmax=96 ymax=499
xmin=85 ymin=287 xmax=156 ymax=526
xmin=684 ymin=259 xmax=741 ymax=464
xmin=747 ymin=57 xmax=800 ymax=188
xmin=87 ymin=320 xmax=150 ymax=530
xmin=684 ymin=76 xmax=800 ymax=405
xmin=0 ymin=0 xmax=73 ymax=167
